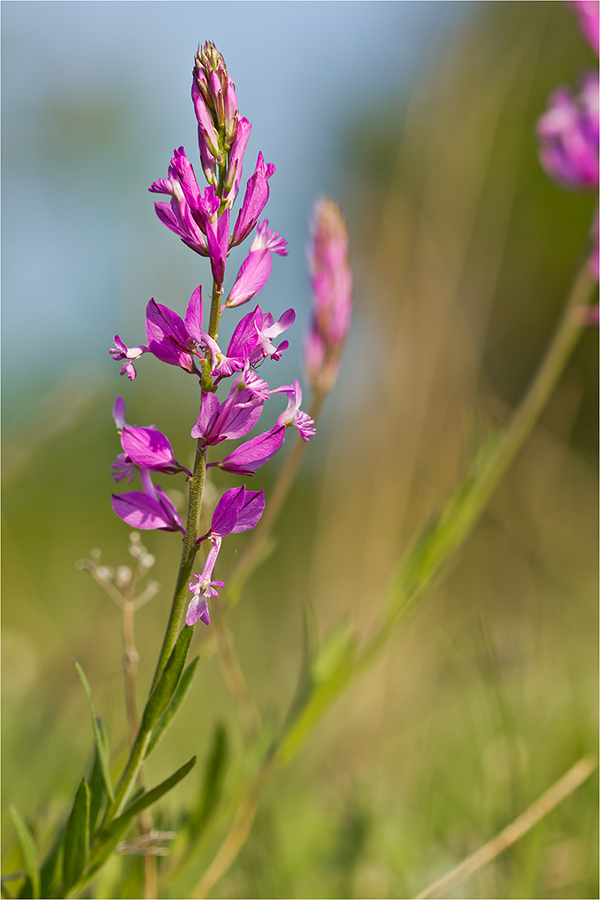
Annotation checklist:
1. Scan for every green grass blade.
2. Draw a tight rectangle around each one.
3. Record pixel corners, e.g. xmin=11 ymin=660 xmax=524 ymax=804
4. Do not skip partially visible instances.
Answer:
xmin=188 ymin=722 xmax=229 ymax=836
xmin=9 ymin=805 xmax=40 ymax=900
xmin=73 ymin=661 xmax=114 ymax=803
xmin=61 ymin=779 xmax=90 ymax=893
xmin=88 ymin=746 xmax=105 ymax=836
xmin=39 ymin=829 xmax=64 ymax=900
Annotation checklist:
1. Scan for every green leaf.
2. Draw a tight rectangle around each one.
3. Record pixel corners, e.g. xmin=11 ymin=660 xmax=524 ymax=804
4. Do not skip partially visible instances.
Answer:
xmin=87 ymin=756 xmax=197 ymax=880
xmin=141 ymin=626 xmax=193 ymax=732
xmin=145 ymin=656 xmax=199 ymax=758
xmin=9 ymin=805 xmax=40 ymax=900
xmin=188 ymin=723 xmax=228 ymax=836
xmin=73 ymin=661 xmax=114 ymax=803
xmin=88 ymin=746 xmax=105 ymax=835
xmin=310 ymin=617 xmax=355 ymax=685
xmin=39 ymin=830 xmax=64 ymax=900
xmin=62 ymin=779 xmax=90 ymax=893
xmin=276 ymin=620 xmax=357 ymax=767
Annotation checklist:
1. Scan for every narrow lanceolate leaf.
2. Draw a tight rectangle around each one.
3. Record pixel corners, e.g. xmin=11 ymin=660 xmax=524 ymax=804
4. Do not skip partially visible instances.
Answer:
xmin=39 ymin=830 xmax=64 ymax=900
xmin=141 ymin=626 xmax=193 ymax=732
xmin=145 ymin=657 xmax=199 ymax=758
xmin=88 ymin=746 xmax=106 ymax=835
xmin=87 ymin=756 xmax=197 ymax=879
xmin=62 ymin=779 xmax=90 ymax=893
xmin=73 ymin=661 xmax=114 ymax=802
xmin=9 ymin=805 xmax=40 ymax=899
xmin=188 ymin=722 xmax=228 ymax=836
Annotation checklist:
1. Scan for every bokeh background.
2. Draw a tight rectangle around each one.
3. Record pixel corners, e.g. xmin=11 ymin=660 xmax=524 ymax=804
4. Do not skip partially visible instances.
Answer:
xmin=2 ymin=2 xmax=598 ymax=898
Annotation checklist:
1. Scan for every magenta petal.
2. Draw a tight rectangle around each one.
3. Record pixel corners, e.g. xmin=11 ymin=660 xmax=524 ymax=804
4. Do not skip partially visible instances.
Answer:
xmin=191 ymin=392 xmax=221 ymax=441
xmin=121 ymin=426 xmax=178 ymax=472
xmin=231 ymin=489 xmax=265 ymax=532
xmin=206 ymin=208 xmax=230 ymax=284
xmin=185 ymin=285 xmax=204 ymax=343
xmin=113 ymin=397 xmax=126 ymax=430
xmin=186 ymin=596 xmax=210 ymax=626
xmin=217 ymin=399 xmax=264 ymax=441
xmin=145 ymin=299 xmax=195 ymax=371
xmin=111 ymin=491 xmax=178 ymax=531
xmin=155 ymin=485 xmax=185 ymax=531
xmin=226 ymin=306 xmax=262 ymax=359
xmin=226 ymin=250 xmax=272 ymax=308
xmin=210 ymin=485 xmax=246 ymax=536
xmin=217 ymin=427 xmax=285 ymax=475
xmin=224 ymin=117 xmax=252 ymax=202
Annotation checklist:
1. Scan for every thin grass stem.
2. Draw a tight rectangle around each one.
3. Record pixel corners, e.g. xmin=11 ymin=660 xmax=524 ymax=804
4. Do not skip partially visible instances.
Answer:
xmin=413 ymin=755 xmax=598 ymax=899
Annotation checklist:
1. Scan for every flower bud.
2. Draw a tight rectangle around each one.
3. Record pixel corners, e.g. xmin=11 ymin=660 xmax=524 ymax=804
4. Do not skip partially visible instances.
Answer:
xmin=304 ymin=199 xmax=352 ymax=394
xmin=193 ymin=41 xmax=239 ymax=157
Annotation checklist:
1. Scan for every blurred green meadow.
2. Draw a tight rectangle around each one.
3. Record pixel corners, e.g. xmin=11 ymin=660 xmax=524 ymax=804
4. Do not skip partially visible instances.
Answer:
xmin=2 ymin=2 xmax=598 ymax=898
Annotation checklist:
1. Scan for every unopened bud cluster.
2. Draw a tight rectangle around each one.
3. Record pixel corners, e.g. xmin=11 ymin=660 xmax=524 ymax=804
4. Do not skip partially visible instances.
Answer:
xmin=305 ymin=199 xmax=353 ymax=393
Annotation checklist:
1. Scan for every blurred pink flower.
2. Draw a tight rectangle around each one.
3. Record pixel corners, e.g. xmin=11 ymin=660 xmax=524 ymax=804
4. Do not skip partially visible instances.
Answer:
xmin=304 ymin=198 xmax=352 ymax=393
xmin=570 ymin=0 xmax=600 ymax=54
xmin=537 ymin=72 xmax=599 ymax=190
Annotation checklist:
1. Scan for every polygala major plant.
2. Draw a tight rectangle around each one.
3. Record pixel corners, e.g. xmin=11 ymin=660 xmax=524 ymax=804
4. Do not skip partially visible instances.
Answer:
xmin=5 ymin=13 xmax=598 ymax=899
xmin=5 ymin=41 xmax=351 ymax=900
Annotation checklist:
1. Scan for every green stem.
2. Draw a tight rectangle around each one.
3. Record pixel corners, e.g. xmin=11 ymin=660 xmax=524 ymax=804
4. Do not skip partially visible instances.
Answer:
xmin=111 ymin=270 xmax=226 ymax=822
xmin=150 ymin=441 xmax=207 ymax=692
xmin=101 ymin=442 xmax=207 ymax=826
xmin=209 ymin=282 xmax=223 ymax=341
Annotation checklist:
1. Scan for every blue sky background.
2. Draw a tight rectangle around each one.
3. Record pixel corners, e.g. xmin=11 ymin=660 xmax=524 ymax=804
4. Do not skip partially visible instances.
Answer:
xmin=2 ymin=1 xmax=465 ymax=419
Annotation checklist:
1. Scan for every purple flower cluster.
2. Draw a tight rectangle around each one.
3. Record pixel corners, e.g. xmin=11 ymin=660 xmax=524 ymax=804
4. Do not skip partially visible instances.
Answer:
xmin=109 ymin=42 xmax=316 ymax=627
xmin=305 ymin=199 xmax=353 ymax=394
xmin=536 ymin=1 xmax=599 ymax=280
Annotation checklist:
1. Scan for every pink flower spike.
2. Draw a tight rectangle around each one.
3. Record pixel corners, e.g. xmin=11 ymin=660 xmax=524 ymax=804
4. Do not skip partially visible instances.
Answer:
xmin=570 ymin=0 xmax=600 ymax=54
xmin=250 ymin=219 xmax=288 ymax=256
xmin=225 ymin=249 xmax=272 ymax=308
xmin=537 ymin=74 xmax=599 ymax=191
xmin=305 ymin=198 xmax=352 ymax=393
